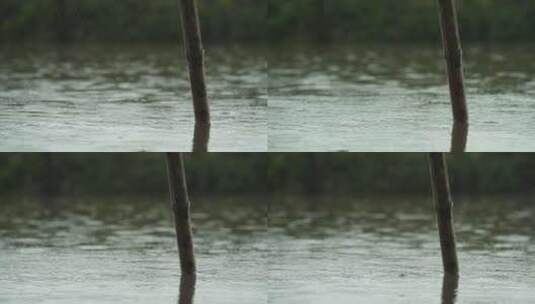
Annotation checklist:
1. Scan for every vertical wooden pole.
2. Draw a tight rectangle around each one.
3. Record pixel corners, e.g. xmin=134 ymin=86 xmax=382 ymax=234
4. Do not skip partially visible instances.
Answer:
xmin=441 ymin=273 xmax=459 ymax=304
xmin=192 ymin=122 xmax=210 ymax=152
xmin=428 ymin=153 xmax=459 ymax=276
xmin=179 ymin=0 xmax=210 ymax=124
xmin=166 ymin=153 xmax=196 ymax=276
xmin=178 ymin=273 xmax=196 ymax=304
xmin=450 ymin=122 xmax=468 ymax=152
xmin=437 ymin=0 xmax=468 ymax=125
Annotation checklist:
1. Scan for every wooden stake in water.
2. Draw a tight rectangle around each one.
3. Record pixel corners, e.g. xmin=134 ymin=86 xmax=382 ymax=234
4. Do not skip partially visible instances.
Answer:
xmin=179 ymin=273 xmax=196 ymax=304
xmin=192 ymin=122 xmax=210 ymax=152
xmin=442 ymin=273 xmax=459 ymax=304
xmin=437 ymin=0 xmax=468 ymax=125
xmin=179 ymin=0 xmax=210 ymax=124
xmin=450 ymin=122 xmax=468 ymax=152
xmin=428 ymin=153 xmax=459 ymax=276
xmin=166 ymin=153 xmax=196 ymax=276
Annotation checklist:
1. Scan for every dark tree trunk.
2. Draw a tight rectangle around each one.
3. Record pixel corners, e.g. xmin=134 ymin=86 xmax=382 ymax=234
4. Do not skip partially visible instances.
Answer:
xmin=178 ymin=0 xmax=210 ymax=125
xmin=437 ymin=0 xmax=468 ymax=125
xmin=441 ymin=273 xmax=459 ymax=304
xmin=192 ymin=122 xmax=210 ymax=152
xmin=450 ymin=122 xmax=468 ymax=152
xmin=166 ymin=153 xmax=196 ymax=276
xmin=428 ymin=153 xmax=459 ymax=276
xmin=178 ymin=273 xmax=196 ymax=304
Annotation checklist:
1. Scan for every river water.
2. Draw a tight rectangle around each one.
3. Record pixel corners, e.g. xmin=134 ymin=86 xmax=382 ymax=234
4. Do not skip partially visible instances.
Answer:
xmin=1 ymin=195 xmax=533 ymax=303
xmin=0 ymin=196 xmax=267 ymax=304
xmin=269 ymin=44 xmax=535 ymax=151
xmin=0 ymin=44 xmax=267 ymax=152
xmin=2 ymin=44 xmax=534 ymax=152
xmin=268 ymin=196 xmax=535 ymax=303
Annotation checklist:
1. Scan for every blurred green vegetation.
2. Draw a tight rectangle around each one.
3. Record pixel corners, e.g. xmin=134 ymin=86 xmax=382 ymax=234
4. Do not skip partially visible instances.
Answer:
xmin=0 ymin=0 xmax=265 ymax=43
xmin=268 ymin=0 xmax=535 ymax=43
xmin=268 ymin=153 xmax=535 ymax=195
xmin=0 ymin=153 xmax=534 ymax=197
xmin=0 ymin=154 xmax=267 ymax=196
xmin=1 ymin=1 xmax=534 ymax=43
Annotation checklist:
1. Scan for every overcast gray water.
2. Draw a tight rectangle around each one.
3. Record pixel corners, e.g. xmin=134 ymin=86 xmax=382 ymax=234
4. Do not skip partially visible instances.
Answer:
xmin=268 ymin=196 xmax=535 ymax=303
xmin=1 ymin=196 xmax=534 ymax=303
xmin=0 ymin=45 xmax=266 ymax=152
xmin=269 ymin=44 xmax=535 ymax=151
xmin=0 ymin=196 xmax=267 ymax=304
xmin=2 ymin=44 xmax=534 ymax=152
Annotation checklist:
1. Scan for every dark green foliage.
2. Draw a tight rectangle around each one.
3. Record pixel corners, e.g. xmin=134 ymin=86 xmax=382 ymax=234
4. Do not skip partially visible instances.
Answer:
xmin=267 ymin=153 xmax=530 ymax=195
xmin=1 ymin=1 xmax=534 ymax=43
xmin=0 ymin=154 xmax=534 ymax=197
xmin=268 ymin=0 xmax=535 ymax=43
xmin=0 ymin=154 xmax=268 ymax=196
xmin=0 ymin=0 xmax=266 ymax=43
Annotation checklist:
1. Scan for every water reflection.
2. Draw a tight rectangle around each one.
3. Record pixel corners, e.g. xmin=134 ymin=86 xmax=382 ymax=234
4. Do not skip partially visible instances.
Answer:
xmin=450 ymin=122 xmax=468 ymax=152
xmin=192 ymin=122 xmax=210 ymax=152
xmin=441 ymin=274 xmax=459 ymax=304
xmin=178 ymin=274 xmax=196 ymax=304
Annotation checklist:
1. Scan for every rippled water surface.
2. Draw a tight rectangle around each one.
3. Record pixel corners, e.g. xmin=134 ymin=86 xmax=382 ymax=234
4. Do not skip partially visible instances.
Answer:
xmin=0 ymin=196 xmax=267 ymax=304
xmin=268 ymin=196 xmax=535 ymax=303
xmin=1 ymin=196 xmax=534 ymax=303
xmin=269 ymin=44 xmax=535 ymax=151
xmin=0 ymin=44 xmax=266 ymax=151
